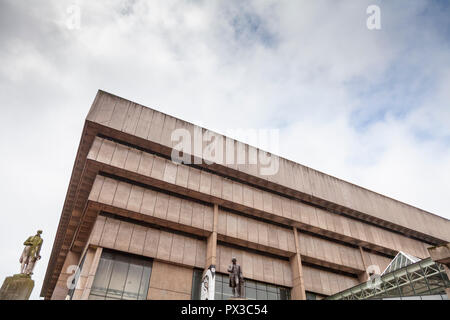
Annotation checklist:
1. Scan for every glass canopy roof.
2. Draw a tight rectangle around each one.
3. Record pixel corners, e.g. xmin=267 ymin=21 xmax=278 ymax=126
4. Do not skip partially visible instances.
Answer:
xmin=382 ymin=251 xmax=420 ymax=275
xmin=326 ymin=256 xmax=449 ymax=300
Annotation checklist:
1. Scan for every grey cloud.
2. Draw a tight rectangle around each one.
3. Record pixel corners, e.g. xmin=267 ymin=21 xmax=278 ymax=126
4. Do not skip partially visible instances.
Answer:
xmin=0 ymin=0 xmax=449 ymax=300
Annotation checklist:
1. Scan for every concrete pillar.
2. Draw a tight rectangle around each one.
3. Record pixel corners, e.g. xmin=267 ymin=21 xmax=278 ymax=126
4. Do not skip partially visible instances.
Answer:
xmin=205 ymin=204 xmax=218 ymax=268
xmin=358 ymin=246 xmax=369 ymax=282
xmin=50 ymin=250 xmax=81 ymax=300
xmin=70 ymin=246 xmax=103 ymax=300
xmin=290 ymin=227 xmax=306 ymax=300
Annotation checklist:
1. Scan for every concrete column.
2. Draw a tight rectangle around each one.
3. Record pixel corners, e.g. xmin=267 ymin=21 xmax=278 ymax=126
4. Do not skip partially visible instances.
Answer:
xmin=78 ymin=246 xmax=103 ymax=300
xmin=358 ymin=246 xmax=369 ymax=282
xmin=50 ymin=250 xmax=81 ymax=300
xmin=290 ymin=227 xmax=306 ymax=300
xmin=205 ymin=204 xmax=219 ymax=268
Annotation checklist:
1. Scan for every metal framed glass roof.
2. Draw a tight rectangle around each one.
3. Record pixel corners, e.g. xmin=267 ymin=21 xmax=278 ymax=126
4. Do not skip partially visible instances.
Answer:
xmin=325 ymin=257 xmax=450 ymax=300
xmin=382 ymin=251 xmax=420 ymax=275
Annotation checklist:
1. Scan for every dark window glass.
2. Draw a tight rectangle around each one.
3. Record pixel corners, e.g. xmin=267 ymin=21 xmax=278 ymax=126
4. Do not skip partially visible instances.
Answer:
xmin=88 ymin=249 xmax=152 ymax=300
xmin=191 ymin=268 xmax=203 ymax=300
xmin=214 ymin=272 xmax=290 ymax=300
xmin=246 ymin=286 xmax=257 ymax=299
xmin=306 ymin=291 xmax=317 ymax=300
xmin=267 ymin=291 xmax=278 ymax=300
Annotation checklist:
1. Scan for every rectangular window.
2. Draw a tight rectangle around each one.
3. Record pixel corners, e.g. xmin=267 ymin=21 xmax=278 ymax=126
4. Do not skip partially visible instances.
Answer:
xmin=89 ymin=249 xmax=152 ymax=300
xmin=214 ymin=273 xmax=290 ymax=300
xmin=191 ymin=268 xmax=203 ymax=300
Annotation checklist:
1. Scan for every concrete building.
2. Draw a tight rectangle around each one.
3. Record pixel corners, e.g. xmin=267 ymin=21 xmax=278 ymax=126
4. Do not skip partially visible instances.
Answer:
xmin=40 ymin=90 xmax=450 ymax=300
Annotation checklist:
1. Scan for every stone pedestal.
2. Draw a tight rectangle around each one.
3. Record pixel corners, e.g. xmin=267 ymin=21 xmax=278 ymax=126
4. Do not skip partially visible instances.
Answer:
xmin=0 ymin=274 xmax=34 ymax=300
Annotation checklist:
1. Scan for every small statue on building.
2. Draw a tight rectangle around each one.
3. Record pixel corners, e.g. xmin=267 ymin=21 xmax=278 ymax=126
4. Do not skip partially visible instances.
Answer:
xmin=20 ymin=230 xmax=43 ymax=276
xmin=227 ymin=257 xmax=243 ymax=298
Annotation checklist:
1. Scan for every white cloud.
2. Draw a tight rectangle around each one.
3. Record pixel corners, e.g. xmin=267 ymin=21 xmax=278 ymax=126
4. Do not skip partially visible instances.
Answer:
xmin=0 ymin=0 xmax=449 ymax=299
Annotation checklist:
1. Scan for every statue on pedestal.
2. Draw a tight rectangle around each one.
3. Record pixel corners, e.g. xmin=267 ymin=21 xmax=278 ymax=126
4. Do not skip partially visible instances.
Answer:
xmin=19 ymin=230 xmax=43 ymax=276
xmin=227 ymin=257 xmax=243 ymax=298
xmin=0 ymin=230 xmax=43 ymax=300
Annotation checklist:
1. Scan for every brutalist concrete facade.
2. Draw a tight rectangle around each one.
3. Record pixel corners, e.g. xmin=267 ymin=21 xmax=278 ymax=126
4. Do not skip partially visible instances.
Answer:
xmin=40 ymin=90 xmax=450 ymax=300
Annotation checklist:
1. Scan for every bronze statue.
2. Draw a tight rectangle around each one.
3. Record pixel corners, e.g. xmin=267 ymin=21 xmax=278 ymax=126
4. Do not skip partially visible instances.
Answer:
xmin=20 ymin=230 xmax=43 ymax=276
xmin=227 ymin=257 xmax=243 ymax=298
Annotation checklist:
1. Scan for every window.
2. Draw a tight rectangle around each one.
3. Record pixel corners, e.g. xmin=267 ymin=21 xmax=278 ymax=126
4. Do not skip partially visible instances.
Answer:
xmin=214 ymin=273 xmax=290 ymax=300
xmin=306 ymin=292 xmax=317 ymax=300
xmin=191 ymin=268 xmax=203 ymax=300
xmin=89 ymin=249 xmax=152 ymax=300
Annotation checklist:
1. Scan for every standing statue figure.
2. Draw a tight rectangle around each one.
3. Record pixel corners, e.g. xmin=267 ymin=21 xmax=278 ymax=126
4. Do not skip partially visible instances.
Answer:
xmin=227 ymin=257 xmax=243 ymax=298
xmin=19 ymin=230 xmax=43 ymax=276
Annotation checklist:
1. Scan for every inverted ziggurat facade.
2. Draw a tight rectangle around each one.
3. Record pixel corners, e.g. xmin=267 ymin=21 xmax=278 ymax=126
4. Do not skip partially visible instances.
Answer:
xmin=41 ymin=90 xmax=450 ymax=300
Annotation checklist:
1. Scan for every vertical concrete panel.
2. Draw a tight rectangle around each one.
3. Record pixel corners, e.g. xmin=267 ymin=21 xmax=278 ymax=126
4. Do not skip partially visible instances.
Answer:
xmin=154 ymin=193 xmax=169 ymax=220
xmin=87 ymin=137 xmax=103 ymax=160
xmin=114 ymin=221 xmax=133 ymax=252
xmin=179 ymin=200 xmax=193 ymax=227
xmin=110 ymin=143 xmax=129 ymax=169
xmin=98 ymin=178 xmax=117 ymax=204
xmin=126 ymin=185 xmax=144 ymax=213
xmin=143 ymin=228 xmax=160 ymax=258
xmin=109 ymin=100 xmax=130 ymax=130
xmin=187 ymin=168 xmax=201 ymax=192
xmin=88 ymin=175 xmax=105 ymax=202
xmin=253 ymin=190 xmax=264 ymax=211
xmin=242 ymin=251 xmax=253 ymax=279
xmin=100 ymin=218 xmax=120 ymax=248
xmin=182 ymin=237 xmax=197 ymax=267
xmin=242 ymin=185 xmax=253 ymax=208
xmin=175 ymin=165 xmax=189 ymax=188
xmin=170 ymin=234 xmax=185 ymax=264
xmin=211 ymin=174 xmax=222 ymax=198
xmin=135 ymin=107 xmax=154 ymax=139
xmin=150 ymin=156 xmax=165 ymax=180
xmin=217 ymin=211 xmax=227 ymax=235
xmin=97 ymin=139 xmax=116 ymax=165
xmin=94 ymin=93 xmax=116 ymax=124
xmin=166 ymin=196 xmax=181 ymax=224
xmin=195 ymin=241 xmax=206 ymax=268
xmin=199 ymin=171 xmax=212 ymax=195
xmin=89 ymin=215 xmax=106 ymax=246
xmin=140 ymin=189 xmax=157 ymax=216
xmin=203 ymin=206 xmax=214 ymax=232
xmin=247 ymin=219 xmax=259 ymax=244
xmin=237 ymin=215 xmax=248 ymax=241
xmin=222 ymin=179 xmax=233 ymax=201
xmin=156 ymin=231 xmax=173 ymax=261
xmin=122 ymin=103 xmax=142 ymax=134
xmin=252 ymin=254 xmax=264 ymax=282
xmin=129 ymin=224 xmax=147 ymax=255
xmin=257 ymin=222 xmax=269 ymax=247
xmin=163 ymin=161 xmax=178 ymax=184
xmin=268 ymin=225 xmax=279 ymax=249
xmin=226 ymin=212 xmax=238 ymax=238
xmin=124 ymin=148 xmax=141 ymax=172
xmin=191 ymin=203 xmax=205 ymax=230
xmin=112 ymin=182 xmax=131 ymax=209
xmin=263 ymin=193 xmax=273 ymax=214
xmin=137 ymin=152 xmax=154 ymax=176
xmin=148 ymin=111 xmax=165 ymax=143
xmin=262 ymin=257 xmax=274 ymax=284
xmin=232 ymin=182 xmax=243 ymax=205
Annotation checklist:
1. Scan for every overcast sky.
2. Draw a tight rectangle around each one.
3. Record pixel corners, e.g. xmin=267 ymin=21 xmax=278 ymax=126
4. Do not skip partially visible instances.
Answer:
xmin=0 ymin=0 xmax=449 ymax=300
